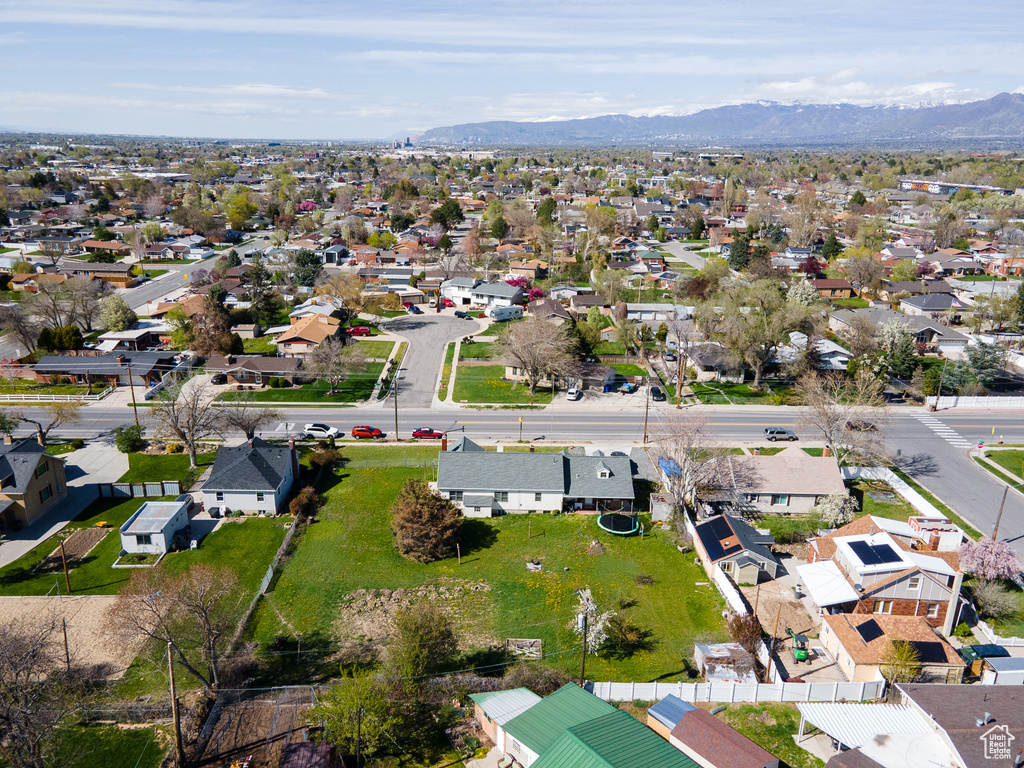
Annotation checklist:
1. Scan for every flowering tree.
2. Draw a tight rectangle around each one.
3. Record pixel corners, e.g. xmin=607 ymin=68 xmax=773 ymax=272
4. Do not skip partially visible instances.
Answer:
xmin=525 ymin=288 xmax=545 ymax=302
xmin=958 ymin=538 xmax=1023 ymax=582
xmin=505 ymin=276 xmax=529 ymax=289
xmin=570 ymin=588 xmax=611 ymax=655
xmin=813 ymin=491 xmax=859 ymax=527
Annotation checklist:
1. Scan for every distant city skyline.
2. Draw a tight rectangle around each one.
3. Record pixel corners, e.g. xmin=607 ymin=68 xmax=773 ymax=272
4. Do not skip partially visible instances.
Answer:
xmin=2 ymin=0 xmax=1022 ymax=140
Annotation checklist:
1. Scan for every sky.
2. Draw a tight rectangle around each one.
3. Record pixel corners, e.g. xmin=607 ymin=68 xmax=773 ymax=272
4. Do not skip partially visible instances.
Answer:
xmin=2 ymin=0 xmax=1024 ymax=140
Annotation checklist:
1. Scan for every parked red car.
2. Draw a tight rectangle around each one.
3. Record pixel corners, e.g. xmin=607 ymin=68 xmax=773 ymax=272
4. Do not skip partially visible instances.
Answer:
xmin=443 ymin=297 xmax=455 ymax=308
xmin=412 ymin=428 xmax=444 ymax=439
xmin=352 ymin=425 xmax=384 ymax=439
xmin=347 ymin=326 xmax=371 ymax=336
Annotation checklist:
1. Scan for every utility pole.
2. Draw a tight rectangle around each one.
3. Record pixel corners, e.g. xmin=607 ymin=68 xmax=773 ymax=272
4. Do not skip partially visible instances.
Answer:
xmin=519 ymin=416 xmax=523 ymax=442
xmin=59 ymin=540 xmax=70 ymax=593
xmin=578 ymin=612 xmax=588 ymax=686
xmin=122 ymin=357 xmax=140 ymax=427
xmin=994 ymin=485 xmax=1010 ymax=540
xmin=676 ymin=345 xmax=685 ymax=408
xmin=62 ymin=618 xmax=70 ymax=672
xmin=770 ymin=604 xmax=782 ymax=665
xmin=392 ymin=362 xmax=399 ymax=438
xmin=643 ymin=376 xmax=650 ymax=444
xmin=168 ymin=643 xmax=185 ymax=768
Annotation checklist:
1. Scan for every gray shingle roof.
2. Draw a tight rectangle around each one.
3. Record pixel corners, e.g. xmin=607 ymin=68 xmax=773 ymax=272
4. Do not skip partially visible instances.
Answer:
xmin=472 ymin=282 xmax=522 ymax=298
xmin=437 ymin=452 xmax=634 ymax=500
xmin=203 ymin=437 xmax=292 ymax=492
xmin=32 ymin=351 xmax=176 ymax=376
xmin=0 ymin=440 xmax=56 ymax=494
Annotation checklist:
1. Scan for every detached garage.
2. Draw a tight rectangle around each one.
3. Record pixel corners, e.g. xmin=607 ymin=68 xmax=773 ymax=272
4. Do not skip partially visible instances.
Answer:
xmin=982 ymin=656 xmax=1024 ymax=686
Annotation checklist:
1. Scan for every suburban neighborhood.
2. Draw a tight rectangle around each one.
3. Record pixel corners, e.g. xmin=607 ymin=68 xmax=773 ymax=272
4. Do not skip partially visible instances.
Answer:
xmin=4 ymin=81 xmax=1024 ymax=768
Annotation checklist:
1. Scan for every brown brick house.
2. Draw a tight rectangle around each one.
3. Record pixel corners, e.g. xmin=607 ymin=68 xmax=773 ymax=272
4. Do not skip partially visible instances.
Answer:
xmin=206 ymin=354 xmax=302 ymax=386
xmin=809 ymin=278 xmax=854 ymax=300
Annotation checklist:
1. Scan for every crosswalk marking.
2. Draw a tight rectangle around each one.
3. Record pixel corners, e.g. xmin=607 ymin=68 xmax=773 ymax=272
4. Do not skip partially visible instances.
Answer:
xmin=915 ymin=414 xmax=972 ymax=448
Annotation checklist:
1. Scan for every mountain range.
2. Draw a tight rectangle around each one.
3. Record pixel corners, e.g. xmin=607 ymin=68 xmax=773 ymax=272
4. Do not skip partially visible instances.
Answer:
xmin=414 ymin=93 xmax=1024 ymax=147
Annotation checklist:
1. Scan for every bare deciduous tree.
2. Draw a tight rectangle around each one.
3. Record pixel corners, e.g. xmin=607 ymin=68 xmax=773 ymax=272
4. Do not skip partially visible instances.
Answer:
xmin=0 ymin=615 xmax=86 ymax=768
xmin=307 ymin=337 xmax=367 ymax=395
xmin=0 ymin=304 xmax=39 ymax=352
xmin=150 ymin=380 xmax=219 ymax=468
xmin=107 ymin=565 xmax=240 ymax=693
xmin=795 ymin=370 xmax=888 ymax=466
xmin=64 ymin=275 xmax=105 ymax=332
xmin=839 ymin=314 xmax=880 ymax=357
xmin=217 ymin=391 xmax=282 ymax=440
xmin=18 ymin=402 xmax=82 ymax=445
xmin=650 ymin=410 xmax=730 ymax=514
xmin=496 ymin=317 xmax=578 ymax=393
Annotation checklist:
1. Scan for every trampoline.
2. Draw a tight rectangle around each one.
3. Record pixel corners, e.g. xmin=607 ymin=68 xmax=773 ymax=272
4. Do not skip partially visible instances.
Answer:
xmin=596 ymin=512 xmax=640 ymax=535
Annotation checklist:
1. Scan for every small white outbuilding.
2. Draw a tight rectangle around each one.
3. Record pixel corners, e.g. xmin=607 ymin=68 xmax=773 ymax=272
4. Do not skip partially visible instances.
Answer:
xmin=120 ymin=499 xmax=190 ymax=555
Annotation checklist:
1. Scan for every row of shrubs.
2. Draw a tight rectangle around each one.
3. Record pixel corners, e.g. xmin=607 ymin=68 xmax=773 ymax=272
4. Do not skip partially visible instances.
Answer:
xmin=267 ymin=377 xmax=294 ymax=388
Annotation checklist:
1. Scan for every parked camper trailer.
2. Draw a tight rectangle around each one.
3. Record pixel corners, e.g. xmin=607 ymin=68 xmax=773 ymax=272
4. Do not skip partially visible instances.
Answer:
xmin=487 ymin=305 xmax=523 ymax=321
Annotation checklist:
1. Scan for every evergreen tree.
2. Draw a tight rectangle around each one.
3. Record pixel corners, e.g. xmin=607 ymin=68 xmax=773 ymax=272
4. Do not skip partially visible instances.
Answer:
xmin=821 ymin=232 xmax=843 ymax=261
xmin=888 ymin=333 xmax=919 ymax=379
xmin=728 ymin=233 xmax=751 ymax=270
xmin=390 ymin=479 xmax=462 ymax=563
xmin=536 ymin=196 xmax=557 ymax=224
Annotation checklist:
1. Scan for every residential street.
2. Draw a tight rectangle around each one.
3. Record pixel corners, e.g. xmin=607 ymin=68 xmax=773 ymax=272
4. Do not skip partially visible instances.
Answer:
xmin=660 ymin=240 xmax=708 ymax=270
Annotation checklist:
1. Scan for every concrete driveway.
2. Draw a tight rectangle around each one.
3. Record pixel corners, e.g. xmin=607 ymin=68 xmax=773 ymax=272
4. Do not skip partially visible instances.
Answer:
xmin=661 ymin=240 xmax=708 ymax=270
xmin=382 ymin=311 xmax=480 ymax=409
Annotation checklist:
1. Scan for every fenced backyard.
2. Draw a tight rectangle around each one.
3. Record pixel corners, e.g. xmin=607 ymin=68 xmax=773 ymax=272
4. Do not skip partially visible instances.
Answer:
xmin=586 ymin=679 xmax=885 ymax=704
xmin=97 ymin=480 xmax=182 ymax=498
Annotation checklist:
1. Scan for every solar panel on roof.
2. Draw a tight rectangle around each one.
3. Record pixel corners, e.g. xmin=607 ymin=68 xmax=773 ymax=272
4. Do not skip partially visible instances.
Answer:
xmin=708 ymin=516 xmax=734 ymax=540
xmin=849 ymin=540 xmax=880 ymax=565
xmin=911 ymin=641 xmax=949 ymax=664
xmin=857 ymin=619 xmax=884 ymax=643
xmin=869 ymin=543 xmax=902 ymax=564
xmin=697 ymin=526 xmax=727 ymax=562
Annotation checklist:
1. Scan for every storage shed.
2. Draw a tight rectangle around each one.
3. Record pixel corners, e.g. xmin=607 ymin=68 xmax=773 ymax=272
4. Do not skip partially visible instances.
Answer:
xmin=981 ymin=656 xmax=1024 ymax=686
xmin=119 ymin=499 xmax=189 ymax=555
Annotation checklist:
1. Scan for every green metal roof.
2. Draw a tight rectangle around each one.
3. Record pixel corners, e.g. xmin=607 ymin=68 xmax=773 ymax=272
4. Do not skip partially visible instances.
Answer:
xmin=530 ymin=710 xmax=700 ymax=768
xmin=501 ymin=684 xmax=616 ymax=754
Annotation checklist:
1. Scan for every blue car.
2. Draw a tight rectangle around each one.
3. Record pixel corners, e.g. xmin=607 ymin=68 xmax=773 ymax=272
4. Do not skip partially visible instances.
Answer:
xmin=409 ymin=305 xmax=423 ymax=314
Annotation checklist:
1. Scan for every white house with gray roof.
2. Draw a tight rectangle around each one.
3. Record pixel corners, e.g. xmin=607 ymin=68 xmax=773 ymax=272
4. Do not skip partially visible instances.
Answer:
xmin=436 ymin=439 xmax=634 ymax=517
xmin=441 ymin=278 xmax=525 ymax=308
xmin=200 ymin=437 xmax=297 ymax=515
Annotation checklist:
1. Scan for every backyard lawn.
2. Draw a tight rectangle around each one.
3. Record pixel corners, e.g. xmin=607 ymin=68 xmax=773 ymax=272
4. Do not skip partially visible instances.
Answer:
xmin=249 ymin=458 xmax=727 ymax=682
xmin=119 ymin=451 xmax=216 ymax=486
xmin=611 ymin=363 xmax=648 ymax=377
xmin=242 ymin=335 xmax=277 ymax=355
xmin=452 ymin=364 xmax=555 ymax=404
xmin=218 ymin=363 xmax=384 ymax=403
xmin=593 ymin=341 xmax=627 ymax=355
xmin=830 ymin=297 xmax=870 ymax=309
xmin=717 ymin=703 xmax=824 ymax=768
xmin=55 ymin=724 xmax=166 ymax=768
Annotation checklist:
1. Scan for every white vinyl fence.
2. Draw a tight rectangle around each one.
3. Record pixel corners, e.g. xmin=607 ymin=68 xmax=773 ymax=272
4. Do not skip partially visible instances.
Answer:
xmin=974 ymin=618 xmax=1024 ymax=648
xmin=586 ymin=679 xmax=884 ymax=704
xmin=927 ymin=395 xmax=1024 ymax=409
xmin=0 ymin=385 xmax=113 ymax=402
xmin=842 ymin=466 xmax=945 ymax=519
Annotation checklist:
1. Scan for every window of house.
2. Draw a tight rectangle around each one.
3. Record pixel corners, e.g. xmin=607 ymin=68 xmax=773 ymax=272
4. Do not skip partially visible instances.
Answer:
xmin=473 ymin=507 xmax=481 ymax=515
xmin=494 ymin=492 xmax=509 ymax=502
xmin=512 ymin=741 xmax=521 ymax=753
xmin=39 ymin=484 xmax=52 ymax=503
xmin=256 ymin=492 xmax=265 ymax=502
xmin=873 ymin=600 xmax=893 ymax=615
xmin=535 ymin=492 xmax=542 ymax=502
xmin=771 ymin=494 xmax=790 ymax=506
xmin=216 ymin=492 xmax=224 ymax=502
xmin=721 ymin=561 xmax=734 ymax=573
xmin=908 ymin=576 xmax=921 ymax=591
xmin=926 ymin=603 xmax=939 ymax=618
xmin=35 ymin=463 xmax=49 ymax=478
xmin=136 ymin=534 xmax=152 ymax=546
xmin=598 ymin=469 xmax=610 ymax=478
xmin=450 ymin=491 xmax=463 ymax=502
xmin=255 ymin=373 xmax=262 ymax=384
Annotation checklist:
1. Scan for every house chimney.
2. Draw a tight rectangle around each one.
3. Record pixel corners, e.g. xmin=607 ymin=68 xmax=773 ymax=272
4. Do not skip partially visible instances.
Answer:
xmin=929 ymin=532 xmax=941 ymax=551
xmin=822 ymin=446 xmax=830 ymax=457
xmin=530 ymin=445 xmax=535 ymax=453
xmin=2 ymin=434 xmax=11 ymax=445
xmin=116 ymin=354 xmax=126 ymax=366
xmin=441 ymin=436 xmax=448 ymax=452
xmin=288 ymin=438 xmax=299 ymax=482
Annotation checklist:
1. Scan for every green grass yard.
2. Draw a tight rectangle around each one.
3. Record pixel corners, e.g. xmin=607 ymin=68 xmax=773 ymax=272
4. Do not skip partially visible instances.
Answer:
xmin=218 ymin=364 xmax=384 ymax=403
xmin=717 ymin=704 xmax=824 ymax=768
xmin=893 ymin=468 xmax=981 ymax=539
xmin=348 ymin=339 xmax=395 ymax=359
xmin=249 ymin=459 xmax=726 ymax=682
xmin=458 ymin=341 xmax=496 ymax=360
xmin=118 ymin=451 xmax=216 ymax=486
xmin=611 ymin=363 xmax=648 ymax=377
xmin=984 ymin=449 xmax=1024 ymax=480
xmin=830 ymin=296 xmax=870 ymax=309
xmin=593 ymin=341 xmax=627 ymax=355
xmin=0 ymin=379 xmax=91 ymax=396
xmin=54 ymin=724 xmax=166 ymax=768
xmin=452 ymin=364 xmax=555 ymax=404
xmin=242 ymin=335 xmax=277 ymax=355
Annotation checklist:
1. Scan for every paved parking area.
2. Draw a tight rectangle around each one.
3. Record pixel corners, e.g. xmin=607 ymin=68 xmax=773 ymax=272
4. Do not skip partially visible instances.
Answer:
xmin=382 ymin=311 xmax=481 ymax=408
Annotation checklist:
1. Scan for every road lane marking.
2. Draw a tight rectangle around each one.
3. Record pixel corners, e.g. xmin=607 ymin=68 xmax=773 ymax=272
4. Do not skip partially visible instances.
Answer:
xmin=914 ymin=414 xmax=972 ymax=447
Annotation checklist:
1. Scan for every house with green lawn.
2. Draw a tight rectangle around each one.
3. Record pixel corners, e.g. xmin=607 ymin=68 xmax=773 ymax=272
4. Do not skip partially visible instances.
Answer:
xmin=436 ymin=439 xmax=634 ymax=516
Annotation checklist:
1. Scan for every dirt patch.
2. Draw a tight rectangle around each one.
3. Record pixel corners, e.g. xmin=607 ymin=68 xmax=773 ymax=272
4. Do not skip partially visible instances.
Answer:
xmin=36 ymin=529 xmax=108 ymax=573
xmin=0 ymin=596 xmax=143 ymax=679
xmin=199 ymin=688 xmax=312 ymax=768
xmin=773 ymin=544 xmax=808 ymax=559
xmin=335 ymin=578 xmax=494 ymax=650
xmin=587 ymin=539 xmax=604 ymax=555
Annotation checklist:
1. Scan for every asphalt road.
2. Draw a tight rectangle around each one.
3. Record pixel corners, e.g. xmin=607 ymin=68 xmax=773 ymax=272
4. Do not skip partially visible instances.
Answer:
xmin=31 ymin=401 xmax=1024 ymax=557
xmin=660 ymin=240 xmax=708 ymax=270
xmin=382 ymin=311 xmax=482 ymax=408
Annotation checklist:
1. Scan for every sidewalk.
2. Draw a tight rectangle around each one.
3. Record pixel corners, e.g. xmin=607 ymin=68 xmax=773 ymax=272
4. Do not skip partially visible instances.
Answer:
xmin=0 ymin=436 xmax=128 ymax=567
